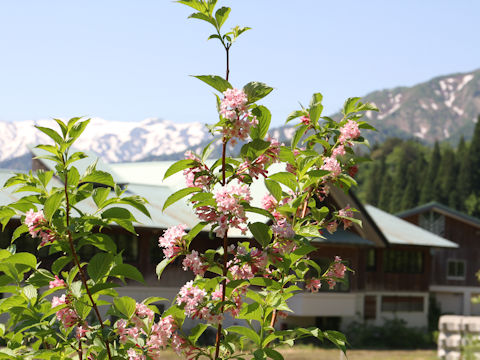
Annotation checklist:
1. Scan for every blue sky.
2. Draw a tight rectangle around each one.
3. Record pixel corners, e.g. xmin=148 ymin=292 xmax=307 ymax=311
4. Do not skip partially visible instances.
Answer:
xmin=0 ymin=0 xmax=478 ymax=127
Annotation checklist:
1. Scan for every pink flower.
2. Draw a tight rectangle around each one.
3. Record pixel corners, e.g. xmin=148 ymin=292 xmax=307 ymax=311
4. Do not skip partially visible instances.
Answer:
xmin=183 ymin=151 xmax=211 ymax=189
xmin=339 ymin=120 xmax=360 ymax=144
xmin=306 ymin=278 xmax=321 ymax=292
xmin=182 ymin=250 xmax=207 ymax=276
xmin=326 ymin=256 xmax=347 ymax=289
xmin=261 ymin=194 xmax=277 ymax=212
xmin=320 ymin=156 xmax=341 ymax=177
xmin=326 ymin=221 xmax=338 ymax=234
xmin=158 ymin=224 xmax=187 ymax=259
xmin=127 ymin=348 xmax=145 ymax=360
xmin=135 ymin=302 xmax=154 ymax=322
xmin=338 ymin=206 xmax=354 ymax=229
xmin=146 ymin=315 xmax=176 ymax=350
xmin=272 ymin=218 xmax=295 ymax=239
xmin=176 ymin=281 xmax=207 ymax=318
xmin=213 ymin=183 xmax=252 ymax=237
xmin=52 ymin=294 xmax=78 ymax=328
xmin=24 ymin=209 xmax=56 ymax=246
xmin=76 ymin=324 xmax=89 ymax=340
xmin=332 ymin=145 xmax=346 ymax=158
xmin=220 ymin=88 xmax=248 ymax=120
xmin=49 ymin=275 xmax=66 ymax=289
xmin=301 ymin=115 xmax=311 ymax=125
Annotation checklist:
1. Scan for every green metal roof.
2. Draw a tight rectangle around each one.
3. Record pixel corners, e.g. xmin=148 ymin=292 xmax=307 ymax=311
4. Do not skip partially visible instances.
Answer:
xmin=365 ymin=205 xmax=458 ymax=248
xmin=397 ymin=201 xmax=480 ymax=229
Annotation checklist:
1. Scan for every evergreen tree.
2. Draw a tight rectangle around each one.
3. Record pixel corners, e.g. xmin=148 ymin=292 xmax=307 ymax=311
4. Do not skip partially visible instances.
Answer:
xmin=390 ymin=147 xmax=410 ymax=213
xmin=436 ymin=146 xmax=456 ymax=205
xmin=365 ymin=159 xmax=385 ymax=206
xmin=469 ymin=116 xmax=480 ymax=194
xmin=419 ymin=141 xmax=441 ymax=204
xmin=456 ymin=139 xmax=473 ymax=213
xmin=378 ymin=171 xmax=394 ymax=211
xmin=400 ymin=162 xmax=420 ymax=211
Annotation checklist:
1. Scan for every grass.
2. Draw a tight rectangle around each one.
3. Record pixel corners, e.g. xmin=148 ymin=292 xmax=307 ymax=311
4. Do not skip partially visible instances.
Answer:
xmin=277 ymin=347 xmax=437 ymax=360
xmin=154 ymin=346 xmax=438 ymax=359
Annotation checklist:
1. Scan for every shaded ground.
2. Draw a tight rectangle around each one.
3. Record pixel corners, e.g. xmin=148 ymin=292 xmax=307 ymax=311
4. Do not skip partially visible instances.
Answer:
xmin=278 ymin=347 xmax=437 ymax=360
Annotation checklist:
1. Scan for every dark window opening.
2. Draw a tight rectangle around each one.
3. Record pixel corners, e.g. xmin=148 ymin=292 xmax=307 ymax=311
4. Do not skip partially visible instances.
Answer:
xmin=381 ymin=296 xmax=424 ymax=312
xmin=366 ymin=249 xmax=376 ymax=272
xmin=447 ymin=259 xmax=466 ymax=280
xmin=384 ymin=250 xmax=423 ymax=273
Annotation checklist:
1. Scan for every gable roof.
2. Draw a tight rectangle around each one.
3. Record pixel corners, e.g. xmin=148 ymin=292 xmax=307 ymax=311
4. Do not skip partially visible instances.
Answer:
xmin=367 ymin=205 xmax=458 ymax=248
xmin=397 ymin=201 xmax=480 ymax=230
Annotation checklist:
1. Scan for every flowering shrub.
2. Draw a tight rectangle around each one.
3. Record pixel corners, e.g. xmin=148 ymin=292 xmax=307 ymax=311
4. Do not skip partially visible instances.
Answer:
xmin=0 ymin=1 xmax=377 ymax=359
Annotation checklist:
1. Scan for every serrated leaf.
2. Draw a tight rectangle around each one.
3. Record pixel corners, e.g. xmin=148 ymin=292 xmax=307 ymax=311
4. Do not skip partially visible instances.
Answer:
xmin=82 ymin=170 xmax=115 ymax=188
xmin=93 ymin=187 xmax=110 ymax=208
xmin=3 ymin=252 xmax=37 ymax=269
xmin=243 ymin=81 xmax=273 ymax=104
xmin=162 ymin=187 xmax=201 ymax=211
xmin=110 ymin=264 xmax=144 ymax=283
xmin=240 ymin=139 xmax=271 ymax=160
xmin=286 ymin=110 xmax=305 ymax=123
xmin=248 ymin=222 xmax=272 ymax=248
xmin=193 ymin=75 xmax=232 ymax=93
xmin=228 ymin=325 xmax=261 ymax=345
xmin=215 ymin=6 xmax=230 ymax=28
xmin=114 ymin=296 xmax=136 ymax=319
xmin=35 ymin=126 xmax=63 ymax=145
xmin=43 ymin=191 xmax=63 ymax=222
xmin=163 ymin=159 xmax=197 ymax=180
xmin=188 ymin=323 xmax=210 ymax=345
xmin=292 ymin=124 xmax=308 ymax=149
xmin=268 ymin=172 xmax=297 ymax=192
xmin=250 ymin=105 xmax=271 ymax=140
xmin=87 ymin=253 xmax=114 ymax=283
xmin=264 ymin=179 xmax=282 ymax=201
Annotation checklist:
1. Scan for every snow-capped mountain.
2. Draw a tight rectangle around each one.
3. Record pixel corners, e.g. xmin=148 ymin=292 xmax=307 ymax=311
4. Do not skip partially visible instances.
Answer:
xmin=1 ymin=68 xmax=480 ymax=170
xmin=0 ymin=117 xmax=211 ymax=165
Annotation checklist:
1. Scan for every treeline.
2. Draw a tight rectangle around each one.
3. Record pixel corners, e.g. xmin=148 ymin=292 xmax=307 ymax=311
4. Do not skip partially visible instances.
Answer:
xmin=355 ymin=116 xmax=480 ymax=218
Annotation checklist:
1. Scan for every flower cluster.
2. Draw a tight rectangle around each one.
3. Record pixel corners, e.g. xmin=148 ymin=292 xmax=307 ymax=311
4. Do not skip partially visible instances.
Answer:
xmin=228 ymin=245 xmax=267 ymax=280
xmin=339 ymin=120 xmax=361 ymax=144
xmin=183 ymin=151 xmax=211 ymax=189
xmin=117 ymin=311 xmax=178 ymax=360
xmin=49 ymin=275 xmax=66 ymax=289
xmin=176 ymin=281 xmax=222 ymax=323
xmin=237 ymin=137 xmax=281 ymax=179
xmin=219 ymin=88 xmax=257 ymax=145
xmin=52 ymin=294 xmax=79 ymax=328
xmin=24 ymin=209 xmax=56 ymax=247
xmin=182 ymin=250 xmax=207 ymax=276
xmin=326 ymin=256 xmax=347 ymax=289
xmin=338 ymin=206 xmax=354 ymax=229
xmin=158 ymin=224 xmax=187 ymax=259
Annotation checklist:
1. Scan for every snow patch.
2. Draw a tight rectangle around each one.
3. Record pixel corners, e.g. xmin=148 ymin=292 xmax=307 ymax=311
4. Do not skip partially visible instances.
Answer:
xmin=458 ymin=74 xmax=474 ymax=91
xmin=452 ymin=106 xmax=464 ymax=116
xmin=431 ymin=103 xmax=438 ymax=111
xmin=413 ymin=125 xmax=429 ymax=139
xmin=444 ymin=128 xmax=450 ymax=138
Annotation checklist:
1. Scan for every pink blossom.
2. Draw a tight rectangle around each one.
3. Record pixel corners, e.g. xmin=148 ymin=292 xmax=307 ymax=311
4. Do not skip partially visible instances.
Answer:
xmin=300 ymin=115 xmax=311 ymax=125
xmin=182 ymin=250 xmax=207 ymax=276
xmin=146 ymin=315 xmax=176 ymax=350
xmin=326 ymin=221 xmax=338 ymax=234
xmin=320 ymin=156 xmax=341 ymax=177
xmin=213 ymin=183 xmax=251 ymax=237
xmin=158 ymin=224 xmax=187 ymax=259
xmin=326 ymin=256 xmax=347 ymax=289
xmin=339 ymin=120 xmax=360 ymax=144
xmin=220 ymin=88 xmax=248 ymax=120
xmin=127 ymin=348 xmax=145 ymax=360
xmin=271 ymin=239 xmax=297 ymax=255
xmin=338 ymin=206 xmax=354 ymax=229
xmin=261 ymin=194 xmax=277 ymax=212
xmin=52 ymin=294 xmax=78 ymax=328
xmin=332 ymin=145 xmax=346 ymax=158
xmin=76 ymin=324 xmax=89 ymax=340
xmin=306 ymin=278 xmax=321 ymax=292
xmin=272 ymin=218 xmax=295 ymax=239
xmin=183 ymin=151 xmax=211 ymax=189
xmin=135 ymin=302 xmax=154 ymax=322
xmin=49 ymin=275 xmax=66 ymax=289
xmin=24 ymin=209 xmax=56 ymax=246
xmin=176 ymin=281 xmax=207 ymax=318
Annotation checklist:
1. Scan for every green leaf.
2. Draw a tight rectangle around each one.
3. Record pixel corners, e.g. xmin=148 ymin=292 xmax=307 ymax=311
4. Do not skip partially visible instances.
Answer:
xmin=82 ymin=170 xmax=115 ymax=188
xmin=163 ymin=159 xmax=197 ymax=180
xmin=142 ymin=296 xmax=168 ymax=305
xmin=342 ymin=97 xmax=361 ymax=115
xmin=53 ymin=118 xmax=68 ymax=138
xmin=23 ymin=284 xmax=38 ymax=301
xmin=243 ymin=206 xmax=275 ymax=221
xmin=188 ymin=323 xmax=210 ymax=345
xmin=193 ymin=75 xmax=232 ymax=93
xmin=240 ymin=139 xmax=271 ymax=160
xmin=52 ymin=256 xmax=71 ymax=275
xmin=87 ymin=253 xmax=114 ymax=283
xmin=286 ymin=110 xmax=305 ymax=123
xmin=11 ymin=224 xmax=28 ymax=242
xmin=214 ymin=6 xmax=230 ymax=28
xmin=292 ymin=124 xmax=308 ymax=149
xmin=250 ymin=105 xmax=271 ymax=140
xmin=156 ymin=257 xmax=174 ymax=279
xmin=93 ymin=187 xmax=110 ymax=208
xmin=110 ymin=264 xmax=144 ymax=283
xmin=264 ymin=348 xmax=284 ymax=360
xmin=114 ymin=296 xmax=136 ymax=319
xmin=243 ymin=82 xmax=273 ymax=104
xmin=101 ymin=207 xmax=133 ymax=220
xmin=264 ymin=179 xmax=282 ymax=201
xmin=68 ymin=119 xmax=90 ymax=141
xmin=79 ymin=233 xmax=116 ymax=253
xmin=3 ymin=252 xmax=37 ymax=269
xmin=43 ymin=191 xmax=63 ymax=222
xmin=177 ymin=0 xmax=206 ymax=12
xmin=248 ymin=222 xmax=272 ymax=248
xmin=228 ymin=325 xmax=261 ymax=345
xmin=189 ymin=11 xmax=216 ymax=26
xmin=254 ymin=350 xmax=267 ymax=360
xmin=163 ymin=187 xmax=201 ymax=211
xmin=268 ymin=172 xmax=297 ymax=192
xmin=324 ymin=330 xmax=347 ymax=353
xmin=35 ymin=126 xmax=64 ymax=145
xmin=184 ymin=222 xmax=208 ymax=243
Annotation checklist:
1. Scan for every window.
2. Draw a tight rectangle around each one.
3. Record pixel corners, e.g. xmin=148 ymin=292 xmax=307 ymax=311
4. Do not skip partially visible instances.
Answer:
xmin=384 ymin=250 xmax=423 ymax=273
xmin=447 ymin=259 xmax=466 ymax=280
xmin=381 ymin=296 xmax=424 ymax=312
xmin=419 ymin=211 xmax=445 ymax=236
xmin=366 ymin=249 xmax=376 ymax=271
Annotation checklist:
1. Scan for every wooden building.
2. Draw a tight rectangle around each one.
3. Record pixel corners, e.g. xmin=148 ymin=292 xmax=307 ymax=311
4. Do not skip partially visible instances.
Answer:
xmin=398 ymin=202 xmax=480 ymax=316
xmin=0 ymin=153 xmax=458 ymax=331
